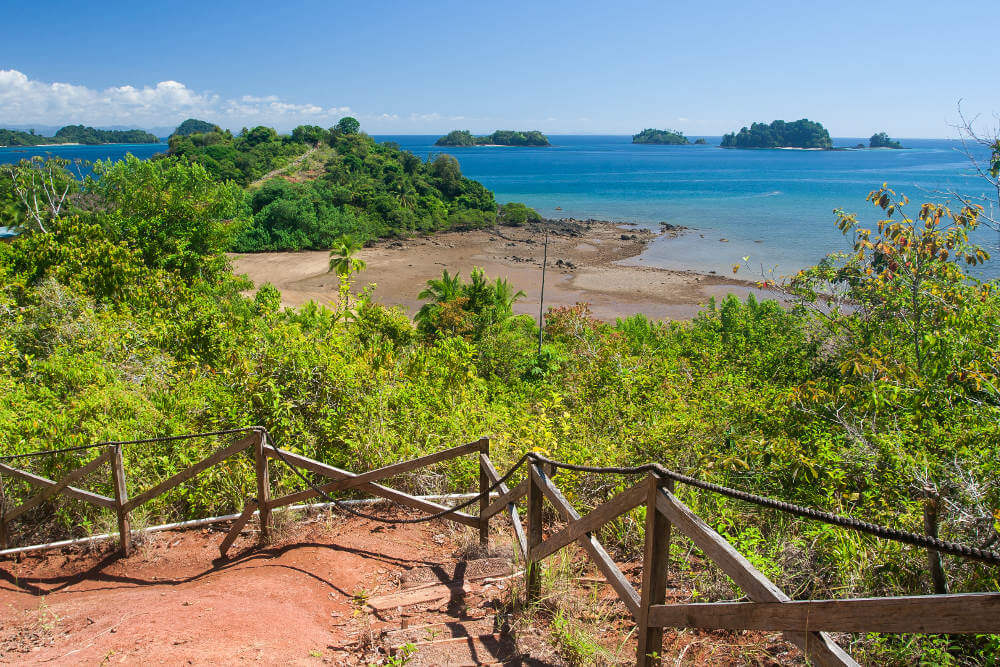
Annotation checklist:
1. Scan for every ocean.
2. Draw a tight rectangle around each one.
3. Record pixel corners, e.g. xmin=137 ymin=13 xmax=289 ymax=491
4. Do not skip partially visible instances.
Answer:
xmin=3 ymin=136 xmax=997 ymax=279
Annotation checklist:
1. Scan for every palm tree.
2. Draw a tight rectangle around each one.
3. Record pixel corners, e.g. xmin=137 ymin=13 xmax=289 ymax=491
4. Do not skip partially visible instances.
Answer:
xmin=328 ymin=235 xmax=366 ymax=276
xmin=491 ymin=277 xmax=526 ymax=318
xmin=415 ymin=269 xmax=463 ymax=329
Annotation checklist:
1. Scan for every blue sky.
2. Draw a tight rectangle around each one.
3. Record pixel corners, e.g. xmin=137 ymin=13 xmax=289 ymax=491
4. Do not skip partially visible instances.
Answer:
xmin=1 ymin=0 xmax=997 ymax=137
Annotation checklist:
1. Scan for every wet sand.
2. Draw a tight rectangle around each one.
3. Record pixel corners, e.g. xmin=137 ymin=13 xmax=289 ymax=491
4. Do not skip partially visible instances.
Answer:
xmin=230 ymin=221 xmax=778 ymax=321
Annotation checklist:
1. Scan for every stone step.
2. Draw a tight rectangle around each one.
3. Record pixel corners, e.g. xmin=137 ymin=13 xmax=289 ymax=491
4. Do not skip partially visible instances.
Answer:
xmin=394 ymin=632 xmax=521 ymax=666
xmin=399 ymin=557 xmax=513 ymax=589
xmin=385 ymin=617 xmax=500 ymax=646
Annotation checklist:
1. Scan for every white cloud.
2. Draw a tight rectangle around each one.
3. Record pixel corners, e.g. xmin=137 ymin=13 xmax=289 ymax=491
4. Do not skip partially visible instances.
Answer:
xmin=0 ymin=69 xmax=353 ymax=129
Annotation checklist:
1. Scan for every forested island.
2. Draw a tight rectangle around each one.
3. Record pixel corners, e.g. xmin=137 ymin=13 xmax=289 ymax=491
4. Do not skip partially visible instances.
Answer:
xmin=171 ymin=118 xmax=222 ymax=137
xmin=434 ymin=130 xmax=550 ymax=147
xmin=632 ymin=128 xmax=689 ymax=145
xmin=166 ymin=117 xmax=539 ymax=251
xmin=0 ymin=125 xmax=158 ymax=146
xmin=720 ymin=119 xmax=832 ymax=149
xmin=870 ymin=131 xmax=904 ymax=149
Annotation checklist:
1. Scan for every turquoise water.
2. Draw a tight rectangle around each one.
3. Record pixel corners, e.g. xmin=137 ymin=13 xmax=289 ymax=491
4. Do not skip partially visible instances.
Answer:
xmin=0 ymin=142 xmax=167 ymax=170
xmin=380 ymin=135 xmax=1000 ymax=280
xmin=3 ymin=137 xmax=997 ymax=279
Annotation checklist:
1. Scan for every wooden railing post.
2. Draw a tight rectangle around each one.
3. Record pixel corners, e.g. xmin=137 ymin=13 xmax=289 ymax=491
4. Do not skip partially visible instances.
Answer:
xmin=526 ymin=462 xmax=544 ymax=604
xmin=254 ymin=430 xmax=272 ymax=540
xmin=922 ymin=490 xmax=948 ymax=594
xmin=637 ymin=474 xmax=669 ymax=666
xmin=110 ymin=445 xmax=132 ymax=557
xmin=478 ymin=437 xmax=490 ymax=548
xmin=0 ymin=471 xmax=9 ymax=549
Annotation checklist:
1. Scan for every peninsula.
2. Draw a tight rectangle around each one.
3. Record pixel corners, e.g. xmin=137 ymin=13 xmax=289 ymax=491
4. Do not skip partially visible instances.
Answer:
xmin=632 ymin=128 xmax=689 ymax=145
xmin=434 ymin=130 xmax=550 ymax=147
xmin=720 ymin=119 xmax=832 ymax=149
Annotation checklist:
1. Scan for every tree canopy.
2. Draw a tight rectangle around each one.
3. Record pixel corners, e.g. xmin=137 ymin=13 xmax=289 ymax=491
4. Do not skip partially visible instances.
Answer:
xmin=172 ymin=119 xmax=222 ymax=137
xmin=435 ymin=130 xmax=550 ymax=147
xmin=870 ymin=132 xmax=904 ymax=149
xmin=53 ymin=125 xmax=158 ymax=145
xmin=632 ymin=128 xmax=690 ymax=145
xmin=1 ymin=126 xmax=158 ymax=146
xmin=721 ymin=119 xmax=832 ymax=149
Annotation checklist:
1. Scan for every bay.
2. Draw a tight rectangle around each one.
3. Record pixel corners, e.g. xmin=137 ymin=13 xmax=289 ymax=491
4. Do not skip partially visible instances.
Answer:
xmin=3 ymin=136 xmax=997 ymax=279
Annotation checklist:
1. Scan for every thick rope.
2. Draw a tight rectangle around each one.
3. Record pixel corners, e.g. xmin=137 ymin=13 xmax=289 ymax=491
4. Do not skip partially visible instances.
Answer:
xmin=0 ymin=443 xmax=107 ymax=462
xmin=525 ymin=453 xmax=1000 ymax=567
xmin=0 ymin=427 xmax=261 ymax=462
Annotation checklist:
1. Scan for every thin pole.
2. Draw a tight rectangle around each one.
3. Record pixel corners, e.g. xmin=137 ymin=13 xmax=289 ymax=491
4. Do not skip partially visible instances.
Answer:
xmin=537 ymin=232 xmax=548 ymax=355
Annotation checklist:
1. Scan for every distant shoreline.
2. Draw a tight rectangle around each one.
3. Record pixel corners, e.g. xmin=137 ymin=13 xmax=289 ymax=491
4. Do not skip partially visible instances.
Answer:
xmin=232 ymin=219 xmax=776 ymax=322
xmin=0 ymin=142 xmax=168 ymax=149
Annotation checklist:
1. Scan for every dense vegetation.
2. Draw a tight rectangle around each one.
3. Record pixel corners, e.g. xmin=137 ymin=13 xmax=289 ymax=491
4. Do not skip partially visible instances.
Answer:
xmin=2 ymin=144 xmax=999 ymax=662
xmin=53 ymin=125 xmax=158 ymax=145
xmin=721 ymin=119 xmax=833 ymax=149
xmin=171 ymin=118 xmax=222 ymax=137
xmin=164 ymin=118 xmax=535 ymax=250
xmin=435 ymin=130 xmax=550 ymax=147
xmin=1 ymin=126 xmax=158 ymax=146
xmin=166 ymin=124 xmax=310 ymax=186
xmin=0 ymin=129 xmax=54 ymax=146
xmin=870 ymin=131 xmax=904 ymax=149
xmin=632 ymin=128 xmax=689 ymax=145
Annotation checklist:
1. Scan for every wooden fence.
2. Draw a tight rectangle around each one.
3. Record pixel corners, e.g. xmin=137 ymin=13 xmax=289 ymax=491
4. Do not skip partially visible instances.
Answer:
xmin=482 ymin=461 xmax=1000 ymax=667
xmin=1 ymin=432 xmax=998 ymax=666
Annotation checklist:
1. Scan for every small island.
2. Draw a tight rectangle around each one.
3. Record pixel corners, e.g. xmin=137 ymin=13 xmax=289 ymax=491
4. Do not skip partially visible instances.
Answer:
xmin=632 ymin=128 xmax=689 ymax=145
xmin=435 ymin=130 xmax=550 ymax=147
xmin=0 ymin=125 xmax=158 ymax=147
xmin=171 ymin=118 xmax=223 ymax=137
xmin=720 ymin=119 xmax=832 ymax=149
xmin=869 ymin=132 xmax=904 ymax=149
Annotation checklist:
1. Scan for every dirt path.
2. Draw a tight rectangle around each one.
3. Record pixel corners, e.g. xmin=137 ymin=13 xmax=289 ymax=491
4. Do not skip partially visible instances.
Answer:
xmin=232 ymin=221 xmax=776 ymax=321
xmin=0 ymin=513 xmax=491 ymax=665
xmin=250 ymin=146 xmax=319 ymax=187
xmin=0 ymin=511 xmax=803 ymax=665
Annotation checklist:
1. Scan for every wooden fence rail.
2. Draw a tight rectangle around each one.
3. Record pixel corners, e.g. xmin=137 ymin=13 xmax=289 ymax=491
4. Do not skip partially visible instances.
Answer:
xmin=2 ymin=434 xmax=998 ymax=667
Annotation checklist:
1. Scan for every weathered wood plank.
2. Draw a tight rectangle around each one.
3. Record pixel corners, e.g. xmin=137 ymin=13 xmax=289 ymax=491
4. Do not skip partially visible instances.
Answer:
xmin=637 ymin=475 xmax=670 ymax=667
xmin=5 ymin=449 xmax=113 ymax=522
xmin=219 ymin=498 xmax=258 ymax=558
xmin=0 ymin=472 xmax=8 ymax=549
xmin=0 ymin=462 xmax=116 ymax=509
xmin=480 ymin=454 xmax=527 ymax=562
xmin=655 ymin=488 xmax=856 ymax=667
xmin=529 ymin=480 xmax=646 ymax=563
xmin=526 ymin=463 xmax=544 ymax=603
xmin=253 ymin=432 xmax=271 ymax=539
xmin=278 ymin=438 xmax=485 ymax=496
xmin=532 ymin=464 xmax=641 ymax=617
xmin=647 ymin=593 xmax=1000 ymax=635
xmin=110 ymin=445 xmax=131 ymax=557
xmin=478 ymin=438 xmax=490 ymax=547
xmin=263 ymin=446 xmax=478 ymax=527
xmin=122 ymin=434 xmax=256 ymax=513
xmin=482 ymin=476 xmax=528 ymax=519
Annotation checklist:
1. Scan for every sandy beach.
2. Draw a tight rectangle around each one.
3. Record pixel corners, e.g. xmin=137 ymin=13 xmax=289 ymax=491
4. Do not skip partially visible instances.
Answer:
xmin=231 ymin=220 xmax=778 ymax=321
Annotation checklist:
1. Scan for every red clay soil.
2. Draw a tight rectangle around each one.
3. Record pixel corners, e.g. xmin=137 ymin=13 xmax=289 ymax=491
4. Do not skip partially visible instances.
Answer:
xmin=0 ymin=512 xmax=487 ymax=665
xmin=1 ymin=510 xmax=808 ymax=666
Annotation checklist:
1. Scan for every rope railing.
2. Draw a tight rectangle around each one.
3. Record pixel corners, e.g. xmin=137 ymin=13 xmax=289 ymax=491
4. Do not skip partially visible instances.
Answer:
xmin=0 ymin=426 xmax=262 ymax=462
xmin=2 ymin=427 xmax=998 ymax=566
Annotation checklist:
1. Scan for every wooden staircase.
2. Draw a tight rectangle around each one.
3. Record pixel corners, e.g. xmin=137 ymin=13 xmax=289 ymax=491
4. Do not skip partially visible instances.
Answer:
xmin=367 ymin=557 xmax=543 ymax=666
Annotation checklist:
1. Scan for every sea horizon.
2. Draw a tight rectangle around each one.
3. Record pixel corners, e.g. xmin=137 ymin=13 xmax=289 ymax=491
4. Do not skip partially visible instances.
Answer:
xmin=3 ymin=135 xmax=996 ymax=280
